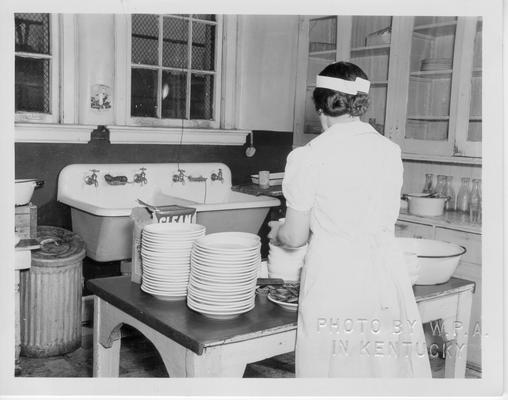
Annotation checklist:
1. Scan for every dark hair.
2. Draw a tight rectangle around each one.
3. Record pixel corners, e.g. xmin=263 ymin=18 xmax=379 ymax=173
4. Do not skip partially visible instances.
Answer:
xmin=313 ymin=61 xmax=370 ymax=117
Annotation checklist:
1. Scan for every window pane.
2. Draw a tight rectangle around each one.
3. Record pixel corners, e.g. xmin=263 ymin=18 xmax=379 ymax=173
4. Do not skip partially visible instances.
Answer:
xmin=190 ymin=73 xmax=213 ymax=119
xmin=131 ymin=68 xmax=158 ymax=117
xmin=162 ymin=17 xmax=188 ymax=68
xmin=161 ymin=70 xmax=186 ymax=119
xmin=193 ymin=15 xmax=215 ymax=21
xmin=192 ymin=22 xmax=215 ymax=71
xmin=15 ymin=56 xmax=50 ymax=113
xmin=15 ymin=13 xmax=50 ymax=54
xmin=132 ymin=14 xmax=159 ymax=65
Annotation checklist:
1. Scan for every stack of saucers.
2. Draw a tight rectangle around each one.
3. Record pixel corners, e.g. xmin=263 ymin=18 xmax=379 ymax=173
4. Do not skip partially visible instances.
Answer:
xmin=187 ymin=232 xmax=261 ymax=319
xmin=140 ymin=223 xmax=206 ymax=301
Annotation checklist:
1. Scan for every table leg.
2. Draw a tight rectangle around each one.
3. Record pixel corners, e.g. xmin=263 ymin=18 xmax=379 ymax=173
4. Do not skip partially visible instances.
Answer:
xmin=93 ymin=297 xmax=122 ymax=377
xmin=442 ymin=289 xmax=473 ymax=378
xmin=184 ymin=347 xmax=247 ymax=377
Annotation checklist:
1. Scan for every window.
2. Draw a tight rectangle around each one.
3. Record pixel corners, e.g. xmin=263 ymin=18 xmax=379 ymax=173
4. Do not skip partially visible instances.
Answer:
xmin=130 ymin=14 xmax=220 ymax=126
xmin=15 ymin=13 xmax=60 ymax=123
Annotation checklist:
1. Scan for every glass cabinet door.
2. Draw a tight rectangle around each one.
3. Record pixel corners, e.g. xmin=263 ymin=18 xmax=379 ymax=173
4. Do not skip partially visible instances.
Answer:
xmin=456 ymin=17 xmax=482 ymax=157
xmin=402 ymin=17 xmax=458 ymax=155
xmin=468 ymin=19 xmax=482 ymax=143
xmin=347 ymin=16 xmax=393 ymax=135
xmin=303 ymin=16 xmax=338 ymax=134
xmin=301 ymin=16 xmax=394 ymax=136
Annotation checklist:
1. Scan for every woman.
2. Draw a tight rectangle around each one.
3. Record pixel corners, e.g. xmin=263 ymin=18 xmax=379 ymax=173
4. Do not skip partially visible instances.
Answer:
xmin=268 ymin=62 xmax=432 ymax=378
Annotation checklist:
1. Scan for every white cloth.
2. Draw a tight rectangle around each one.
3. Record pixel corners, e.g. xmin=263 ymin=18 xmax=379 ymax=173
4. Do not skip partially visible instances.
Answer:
xmin=282 ymin=119 xmax=432 ymax=378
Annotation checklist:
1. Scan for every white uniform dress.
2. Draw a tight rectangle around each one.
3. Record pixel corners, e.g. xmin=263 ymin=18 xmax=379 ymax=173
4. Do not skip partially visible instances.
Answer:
xmin=282 ymin=118 xmax=432 ymax=378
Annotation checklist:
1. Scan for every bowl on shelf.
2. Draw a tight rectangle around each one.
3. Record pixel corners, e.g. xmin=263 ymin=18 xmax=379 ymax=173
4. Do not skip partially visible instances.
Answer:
xmin=403 ymin=193 xmax=449 ymax=217
xmin=396 ymin=238 xmax=466 ymax=285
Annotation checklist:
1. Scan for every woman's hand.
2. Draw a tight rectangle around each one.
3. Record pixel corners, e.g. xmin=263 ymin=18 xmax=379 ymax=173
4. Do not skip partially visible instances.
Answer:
xmin=267 ymin=220 xmax=283 ymax=245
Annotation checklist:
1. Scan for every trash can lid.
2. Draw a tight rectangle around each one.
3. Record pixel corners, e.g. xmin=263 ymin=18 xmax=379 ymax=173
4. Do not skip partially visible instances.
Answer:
xmin=32 ymin=226 xmax=86 ymax=267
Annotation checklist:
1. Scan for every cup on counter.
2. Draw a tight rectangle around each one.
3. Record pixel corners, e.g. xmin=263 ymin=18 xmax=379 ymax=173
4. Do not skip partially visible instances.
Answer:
xmin=267 ymin=242 xmax=308 ymax=282
xmin=258 ymin=170 xmax=270 ymax=189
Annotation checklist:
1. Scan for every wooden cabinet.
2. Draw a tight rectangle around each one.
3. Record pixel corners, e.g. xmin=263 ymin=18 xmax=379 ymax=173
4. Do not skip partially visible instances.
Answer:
xmin=395 ymin=217 xmax=482 ymax=371
xmin=293 ymin=16 xmax=482 ymax=160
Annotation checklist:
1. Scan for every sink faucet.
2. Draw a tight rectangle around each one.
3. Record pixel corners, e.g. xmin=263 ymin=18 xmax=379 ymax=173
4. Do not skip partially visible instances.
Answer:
xmin=134 ymin=167 xmax=148 ymax=185
xmin=211 ymin=168 xmax=223 ymax=183
xmin=84 ymin=169 xmax=100 ymax=187
xmin=172 ymin=169 xmax=186 ymax=184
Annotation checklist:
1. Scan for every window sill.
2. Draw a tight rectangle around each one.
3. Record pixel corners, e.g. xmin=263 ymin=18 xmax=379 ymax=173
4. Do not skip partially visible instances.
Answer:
xmin=15 ymin=123 xmax=250 ymax=146
xmin=108 ymin=126 xmax=250 ymax=146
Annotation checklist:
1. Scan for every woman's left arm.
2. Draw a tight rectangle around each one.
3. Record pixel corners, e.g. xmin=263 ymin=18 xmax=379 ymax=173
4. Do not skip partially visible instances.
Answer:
xmin=268 ymin=207 xmax=310 ymax=248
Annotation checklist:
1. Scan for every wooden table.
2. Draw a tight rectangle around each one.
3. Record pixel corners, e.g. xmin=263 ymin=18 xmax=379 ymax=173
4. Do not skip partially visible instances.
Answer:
xmin=88 ymin=276 xmax=474 ymax=378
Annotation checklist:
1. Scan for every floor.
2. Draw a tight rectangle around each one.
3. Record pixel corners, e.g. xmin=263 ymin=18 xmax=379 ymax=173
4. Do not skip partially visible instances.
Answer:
xmin=17 ymin=324 xmax=481 ymax=379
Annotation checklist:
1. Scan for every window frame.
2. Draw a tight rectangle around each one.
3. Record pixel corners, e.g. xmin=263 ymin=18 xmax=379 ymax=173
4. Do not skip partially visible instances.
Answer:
xmin=15 ymin=13 xmax=60 ymax=123
xmin=124 ymin=14 xmax=223 ymax=129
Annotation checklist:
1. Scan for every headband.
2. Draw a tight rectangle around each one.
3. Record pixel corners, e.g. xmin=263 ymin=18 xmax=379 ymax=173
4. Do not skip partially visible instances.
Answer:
xmin=316 ymin=75 xmax=370 ymax=95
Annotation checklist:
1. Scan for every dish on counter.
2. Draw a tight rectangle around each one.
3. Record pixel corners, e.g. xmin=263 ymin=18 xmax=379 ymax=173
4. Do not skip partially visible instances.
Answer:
xmin=250 ymin=172 xmax=284 ymax=186
xmin=266 ymin=283 xmax=300 ymax=312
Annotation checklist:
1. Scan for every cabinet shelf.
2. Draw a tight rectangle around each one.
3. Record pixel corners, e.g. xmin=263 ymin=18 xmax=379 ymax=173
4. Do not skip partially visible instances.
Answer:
xmin=407 ymin=115 xmax=450 ymax=121
xmin=308 ymin=50 xmax=336 ymax=57
xmin=410 ymin=70 xmax=453 ymax=79
xmin=413 ymin=21 xmax=457 ymax=37
xmin=350 ymin=44 xmax=391 ymax=53
xmin=469 ymin=116 xmax=482 ymax=121
xmin=401 ymin=152 xmax=482 ymax=166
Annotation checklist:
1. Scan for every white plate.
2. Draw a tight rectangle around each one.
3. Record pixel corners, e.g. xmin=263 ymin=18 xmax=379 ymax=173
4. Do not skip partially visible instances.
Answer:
xmin=141 ymin=285 xmax=187 ymax=295
xmin=190 ymin=261 xmax=259 ymax=274
xmin=191 ymin=251 xmax=260 ymax=263
xmin=190 ymin=266 xmax=259 ymax=280
xmin=195 ymin=233 xmax=260 ymax=251
xmin=188 ymin=286 xmax=254 ymax=301
xmin=190 ymin=273 xmax=257 ymax=286
xmin=187 ymin=295 xmax=254 ymax=308
xmin=187 ymin=302 xmax=255 ymax=320
xmin=144 ymin=223 xmax=205 ymax=234
xmin=267 ymin=293 xmax=298 ymax=312
xmin=189 ymin=276 xmax=256 ymax=294
xmin=187 ymin=297 xmax=255 ymax=312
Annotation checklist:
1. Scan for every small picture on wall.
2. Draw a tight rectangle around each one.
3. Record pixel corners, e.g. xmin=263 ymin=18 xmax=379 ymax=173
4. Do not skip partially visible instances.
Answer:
xmin=90 ymin=84 xmax=112 ymax=111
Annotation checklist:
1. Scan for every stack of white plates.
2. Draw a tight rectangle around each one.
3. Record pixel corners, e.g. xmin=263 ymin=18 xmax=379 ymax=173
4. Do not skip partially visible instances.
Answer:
xmin=140 ymin=223 xmax=206 ymax=301
xmin=187 ymin=232 xmax=261 ymax=319
xmin=420 ymin=58 xmax=453 ymax=71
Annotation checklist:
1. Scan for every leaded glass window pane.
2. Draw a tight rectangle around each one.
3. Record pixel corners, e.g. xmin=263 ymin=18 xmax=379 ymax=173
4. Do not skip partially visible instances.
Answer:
xmin=15 ymin=13 xmax=50 ymax=54
xmin=192 ymin=22 xmax=215 ymax=70
xmin=190 ymin=73 xmax=213 ymax=119
xmin=131 ymin=68 xmax=158 ymax=117
xmin=15 ymin=57 xmax=50 ymax=113
xmin=162 ymin=17 xmax=188 ymax=68
xmin=162 ymin=70 xmax=186 ymax=119
xmin=132 ymin=14 xmax=159 ymax=65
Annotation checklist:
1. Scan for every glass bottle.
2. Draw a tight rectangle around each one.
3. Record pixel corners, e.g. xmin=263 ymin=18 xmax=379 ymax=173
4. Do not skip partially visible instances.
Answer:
xmin=434 ymin=175 xmax=447 ymax=196
xmin=422 ymin=173 xmax=434 ymax=193
xmin=469 ymin=179 xmax=481 ymax=223
xmin=456 ymin=177 xmax=471 ymax=212
xmin=443 ymin=176 xmax=456 ymax=211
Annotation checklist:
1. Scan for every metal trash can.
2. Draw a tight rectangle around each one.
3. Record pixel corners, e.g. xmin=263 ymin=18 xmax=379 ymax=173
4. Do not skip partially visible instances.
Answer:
xmin=20 ymin=226 xmax=86 ymax=357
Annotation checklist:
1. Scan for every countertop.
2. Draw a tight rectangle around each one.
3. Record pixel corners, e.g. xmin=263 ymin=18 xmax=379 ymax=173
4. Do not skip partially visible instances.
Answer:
xmin=398 ymin=209 xmax=481 ymax=234
xmin=232 ymin=184 xmax=283 ymax=197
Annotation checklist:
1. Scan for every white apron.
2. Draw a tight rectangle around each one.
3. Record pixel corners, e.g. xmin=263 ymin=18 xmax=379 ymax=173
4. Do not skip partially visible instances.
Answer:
xmin=282 ymin=119 xmax=432 ymax=378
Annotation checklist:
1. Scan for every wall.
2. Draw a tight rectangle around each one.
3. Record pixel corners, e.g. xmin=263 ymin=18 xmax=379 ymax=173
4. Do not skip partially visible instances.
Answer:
xmin=15 ymin=131 xmax=292 ymax=228
xmin=237 ymin=15 xmax=299 ymax=132
xmin=15 ymin=14 xmax=300 ymax=227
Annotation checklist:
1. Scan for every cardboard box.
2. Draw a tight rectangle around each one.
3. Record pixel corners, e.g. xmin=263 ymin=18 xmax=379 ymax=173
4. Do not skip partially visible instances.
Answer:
xmin=15 ymin=204 xmax=37 ymax=239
